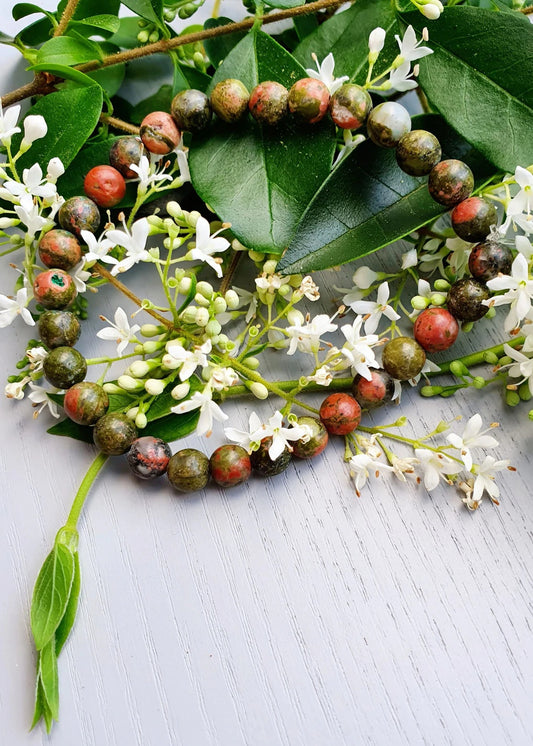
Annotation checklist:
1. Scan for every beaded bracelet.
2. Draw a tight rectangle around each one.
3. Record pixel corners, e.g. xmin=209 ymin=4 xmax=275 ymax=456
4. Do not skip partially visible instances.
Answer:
xmin=28 ymin=73 xmax=512 ymax=493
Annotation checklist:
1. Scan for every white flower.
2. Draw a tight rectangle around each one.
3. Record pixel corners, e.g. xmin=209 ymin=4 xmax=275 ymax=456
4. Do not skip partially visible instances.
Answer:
xmin=225 ymin=411 xmax=268 ymax=453
xmin=390 ymin=455 xmax=420 ymax=482
xmin=81 ymin=229 xmax=114 ymax=266
xmin=210 ymin=366 xmax=238 ymax=391
xmin=46 ymin=157 xmax=65 ymax=183
xmin=305 ymin=52 xmax=348 ymax=95
xmin=165 ymin=338 xmax=211 ymax=381
xmin=352 ymin=266 xmax=378 ymax=290
xmin=28 ymin=382 xmax=60 ymax=419
xmin=349 ymin=453 xmax=392 ymax=496
xmin=340 ymin=316 xmax=379 ymax=380
xmin=27 ymin=346 xmax=48 ymax=373
xmin=96 ymin=307 xmax=141 ymax=356
xmin=176 ymin=145 xmax=191 ymax=183
xmin=0 ymin=286 xmax=34 ymax=328
xmin=470 ymin=455 xmax=509 ymax=505
xmin=286 ymin=313 xmax=338 ymax=355
xmin=333 ymin=130 xmax=366 ymax=167
xmin=105 ymin=217 xmax=151 ymax=275
xmin=14 ymin=194 xmax=50 ymax=239
xmin=265 ymin=410 xmax=309 ymax=460
xmin=299 ymin=276 xmax=320 ymax=301
xmin=4 ymin=163 xmax=56 ymax=201
xmin=485 ymin=253 xmax=533 ymax=332
xmin=347 ymin=281 xmax=400 ymax=334
xmin=409 ymin=357 xmax=441 ymax=387
xmin=414 ymin=448 xmax=462 ymax=491
xmin=419 ymin=2 xmax=443 ymax=20
xmin=171 ymin=388 xmax=228 ymax=437
xmin=401 ymin=247 xmax=418 ymax=269
xmin=185 ymin=216 xmax=230 ymax=278
xmin=446 ymin=414 xmax=499 ymax=471
xmin=255 ymin=272 xmax=291 ymax=295
xmin=387 ymin=62 xmax=417 ymax=92
xmin=21 ymin=115 xmax=47 ymax=147
xmin=129 ymin=155 xmax=172 ymax=193
xmin=502 ymin=342 xmax=533 ymax=395
xmin=306 ymin=365 xmax=333 ymax=387
xmin=506 ymin=166 xmax=533 ymax=218
xmin=71 ymin=260 xmax=92 ymax=293
xmin=5 ymin=376 xmax=30 ymax=400
xmin=515 ymin=234 xmax=533 ymax=261
xmin=0 ymin=100 xmax=21 ymax=145
xmin=368 ymin=27 xmax=386 ymax=56
xmin=394 ymin=25 xmax=433 ymax=64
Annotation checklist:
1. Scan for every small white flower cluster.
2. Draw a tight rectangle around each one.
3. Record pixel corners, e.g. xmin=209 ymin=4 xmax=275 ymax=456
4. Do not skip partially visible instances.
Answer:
xmin=367 ymin=25 xmax=433 ymax=93
xmin=225 ymin=410 xmax=312 ymax=460
xmin=348 ymin=414 xmax=510 ymax=510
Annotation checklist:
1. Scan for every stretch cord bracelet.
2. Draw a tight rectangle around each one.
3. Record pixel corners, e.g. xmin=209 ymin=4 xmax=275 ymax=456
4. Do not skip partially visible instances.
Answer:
xmin=22 ymin=70 xmax=514 ymax=493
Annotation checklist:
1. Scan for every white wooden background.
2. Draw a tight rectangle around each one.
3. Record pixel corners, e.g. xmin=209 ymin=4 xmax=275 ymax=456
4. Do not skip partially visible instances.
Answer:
xmin=1 ymin=4 xmax=533 ymax=745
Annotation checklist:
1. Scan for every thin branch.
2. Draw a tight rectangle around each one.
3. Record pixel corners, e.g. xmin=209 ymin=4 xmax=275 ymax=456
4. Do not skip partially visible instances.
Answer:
xmin=219 ymin=250 xmax=242 ymax=296
xmin=1 ymin=74 xmax=53 ymax=108
xmin=54 ymin=0 xmax=81 ymax=37
xmin=100 ymin=114 xmax=140 ymax=135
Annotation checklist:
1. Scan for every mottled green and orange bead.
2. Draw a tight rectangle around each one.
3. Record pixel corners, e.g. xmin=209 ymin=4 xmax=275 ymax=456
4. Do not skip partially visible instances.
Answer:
xmin=38 ymin=310 xmax=81 ymax=348
xmin=210 ymin=79 xmax=250 ymax=123
xmin=59 ymin=196 xmax=101 ymax=237
xmin=210 ymin=444 xmax=251 ymax=487
xmin=396 ymin=129 xmax=441 ymax=177
xmin=171 ymin=89 xmax=212 ymax=133
xmin=468 ymin=239 xmax=512 ymax=282
xmin=127 ymin=436 xmax=172 ymax=479
xmin=446 ymin=278 xmax=490 ymax=322
xmin=428 ymin=159 xmax=474 ymax=207
xmin=319 ymin=393 xmax=361 ymax=435
xmin=292 ymin=416 xmax=328 ymax=459
xmin=288 ymin=78 xmax=330 ymax=124
xmin=109 ymin=136 xmax=145 ymax=179
xmin=140 ymin=111 xmax=181 ymax=155
xmin=43 ymin=346 xmax=87 ymax=389
xmin=84 ymin=165 xmax=126 ymax=209
xmin=352 ymin=370 xmax=395 ymax=410
xmin=366 ymin=102 xmax=411 ymax=148
xmin=251 ymin=437 xmax=291 ymax=476
xmin=451 ymin=197 xmax=497 ymax=242
xmin=63 ymin=381 xmax=109 ymax=425
xmin=248 ymin=81 xmax=289 ymax=126
xmin=93 ymin=412 xmax=138 ymax=455
xmin=38 ymin=229 xmax=82 ymax=271
xmin=33 ymin=269 xmax=76 ymax=309
xmin=329 ymin=84 xmax=372 ymax=130
xmin=167 ymin=448 xmax=210 ymax=492
xmin=382 ymin=337 xmax=426 ymax=381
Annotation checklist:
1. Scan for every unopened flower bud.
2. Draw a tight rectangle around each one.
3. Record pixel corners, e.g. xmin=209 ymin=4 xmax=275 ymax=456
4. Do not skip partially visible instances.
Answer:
xmin=529 ymin=409 xmax=533 ymax=421
xmin=129 ymin=360 xmax=151 ymax=378
xmin=249 ymin=325 xmax=259 ymax=338
xmin=178 ymin=276 xmax=192 ymax=294
xmin=411 ymin=295 xmax=429 ymax=310
xmin=485 ymin=307 xmax=496 ymax=319
xmin=141 ymin=323 xmax=162 ymax=337
xmin=352 ymin=266 xmax=377 ymax=289
xmin=195 ymin=307 xmax=209 ymax=327
xmin=126 ymin=407 xmax=139 ymax=420
xmin=187 ymin=210 xmax=201 ymax=227
xmin=483 ymin=351 xmax=499 ymax=365
xmin=142 ymin=340 xmax=164 ymax=354
xmin=196 ymin=280 xmax=214 ymax=299
xmin=263 ymin=259 xmax=278 ymax=275
xmin=434 ymin=420 xmax=449 ymax=433
xmin=0 ymin=217 xmax=18 ymax=228
xmin=288 ymin=273 xmax=303 ymax=288
xmin=429 ymin=292 xmax=447 ymax=306
xmin=248 ymin=250 xmax=265 ymax=262
xmin=134 ymin=344 xmax=145 ymax=354
xmin=118 ymin=375 xmax=143 ymax=391
xmin=462 ymin=321 xmax=474 ymax=333
xmin=206 ymin=319 xmax=222 ymax=337
xmin=46 ymin=157 xmax=64 ymax=182
xmin=433 ymin=279 xmax=450 ymax=292
xmin=368 ymin=26 xmax=386 ymax=63
xmin=181 ymin=306 xmax=197 ymax=324
xmin=519 ymin=382 xmax=532 ymax=401
xmin=224 ymin=289 xmax=239 ymax=309
xmin=245 ymin=357 xmax=260 ymax=370
xmin=278 ymin=283 xmax=291 ymax=297
xmin=161 ymin=354 xmax=180 ymax=370
xmin=194 ymin=292 xmax=211 ymax=307
xmin=420 ymin=385 xmax=443 ymax=397
xmin=472 ymin=376 xmax=486 ymax=389
xmin=213 ymin=296 xmax=227 ymax=314
xmin=171 ymin=382 xmax=190 ymax=400
xmin=21 ymin=115 xmax=47 ymax=148
xmin=145 ymin=378 xmax=165 ymax=395
xmin=450 ymin=361 xmax=469 ymax=377
xmin=137 ymin=29 xmax=149 ymax=43
xmin=231 ymin=238 xmax=247 ymax=251
xmin=135 ymin=412 xmax=148 ymax=429
xmin=249 ymin=382 xmax=268 ymax=399
xmin=166 ymin=201 xmax=183 ymax=220
xmin=102 ymin=383 xmax=123 ymax=394
xmin=287 ymin=309 xmax=305 ymax=326
xmin=505 ymin=389 xmax=520 ymax=407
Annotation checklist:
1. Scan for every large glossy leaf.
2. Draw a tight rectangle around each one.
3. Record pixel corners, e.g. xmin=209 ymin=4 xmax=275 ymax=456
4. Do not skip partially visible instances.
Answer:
xmin=294 ymin=0 xmax=398 ymax=84
xmin=203 ymin=17 xmax=247 ymax=68
xmin=14 ymin=86 xmax=103 ymax=175
xmin=277 ymin=115 xmax=495 ymax=274
xmin=189 ymin=30 xmax=335 ymax=254
xmin=121 ymin=0 xmax=163 ymax=27
xmin=401 ymin=7 xmax=533 ymax=172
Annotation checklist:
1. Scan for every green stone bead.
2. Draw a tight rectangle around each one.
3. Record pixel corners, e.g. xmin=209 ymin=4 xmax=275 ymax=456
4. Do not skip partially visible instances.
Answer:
xmin=93 ymin=412 xmax=138 ymax=455
xmin=428 ymin=159 xmax=474 ymax=207
xmin=64 ymin=381 xmax=109 ymax=425
xmin=59 ymin=196 xmax=101 ymax=237
xmin=33 ymin=269 xmax=77 ymax=310
xmin=366 ymin=102 xmax=411 ymax=148
xmin=167 ymin=448 xmax=210 ymax=492
xmin=292 ymin=416 xmax=328 ymax=459
xmin=288 ymin=78 xmax=330 ymax=124
xmin=329 ymin=84 xmax=373 ymax=130
xmin=43 ymin=347 xmax=87 ymax=389
xmin=38 ymin=310 xmax=81 ymax=348
xmin=248 ymin=81 xmax=289 ymax=126
xmin=171 ymin=89 xmax=212 ymax=133
xmin=382 ymin=337 xmax=426 ymax=381
xmin=210 ymin=79 xmax=250 ymax=124
xmin=250 ymin=436 xmax=291 ymax=476
xmin=396 ymin=129 xmax=442 ymax=176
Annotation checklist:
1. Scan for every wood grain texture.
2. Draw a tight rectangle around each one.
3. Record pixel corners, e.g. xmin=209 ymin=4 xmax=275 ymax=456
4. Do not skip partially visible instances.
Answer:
xmin=1 ymin=8 xmax=533 ymax=745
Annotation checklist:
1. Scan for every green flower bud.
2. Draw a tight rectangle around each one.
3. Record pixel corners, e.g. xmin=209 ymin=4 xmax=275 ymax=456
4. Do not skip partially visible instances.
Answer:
xmin=263 ymin=259 xmax=277 ymax=275
xmin=141 ymin=323 xmax=163 ymax=337
xmin=505 ymin=389 xmax=521 ymax=407
xmin=187 ymin=210 xmax=201 ymax=227
xmin=146 ymin=215 xmax=166 ymax=230
xmin=472 ymin=376 xmax=486 ymax=389
xmin=181 ymin=306 xmax=197 ymax=324
xmin=433 ymin=279 xmax=451 ymax=292
xmin=248 ymin=250 xmax=265 ymax=262
xmin=148 ymin=30 xmax=159 ymax=43
xmin=485 ymin=306 xmax=496 ymax=319
xmin=289 ymin=274 xmax=303 ymax=288
xmin=249 ymin=382 xmax=269 ymax=399
xmin=137 ymin=29 xmax=149 ymax=43
xmin=167 ymin=201 xmax=184 ymax=220
xmin=429 ymin=292 xmax=447 ymax=306
xmin=195 ymin=307 xmax=210 ymax=327
xmin=462 ymin=321 xmax=474 ymax=332
xmin=178 ymin=277 xmax=193 ymax=294
xmin=287 ymin=309 xmax=304 ymax=326
xmin=231 ymin=239 xmax=247 ymax=251
xmin=142 ymin=340 xmax=165 ymax=354
xmin=194 ymin=292 xmax=211 ymax=308
xmin=278 ymin=284 xmax=292 ymax=297
xmin=245 ymin=356 xmax=260 ymax=370
xmin=126 ymin=407 xmax=139 ymax=420
xmin=225 ymin=290 xmax=239 ymax=309
xmin=135 ymin=412 xmax=148 ymax=429
xmin=519 ymin=382 xmax=532 ymax=401
xmin=102 ymin=383 xmax=123 ymax=394
xmin=134 ymin=344 xmax=145 ymax=354
xmin=483 ymin=351 xmax=499 ymax=365
xmin=499 ymin=355 xmax=513 ymax=366
xmin=206 ymin=319 xmax=222 ymax=337
xmin=196 ymin=281 xmax=214 ymax=299
xmin=118 ymin=375 xmax=143 ymax=392
xmin=420 ymin=385 xmax=443 ymax=397
xmin=213 ymin=296 xmax=227 ymax=314
xmin=249 ymin=325 xmax=259 ymax=338
xmin=411 ymin=295 xmax=429 ymax=310
xmin=528 ymin=409 xmax=533 ymax=421
xmin=450 ymin=360 xmax=469 ymax=377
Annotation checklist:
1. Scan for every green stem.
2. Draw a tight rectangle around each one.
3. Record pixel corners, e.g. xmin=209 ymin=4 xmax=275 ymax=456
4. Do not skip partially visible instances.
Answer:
xmin=86 ymin=351 xmax=140 ymax=365
xmin=227 ymin=358 xmax=320 ymax=413
xmin=65 ymin=452 xmax=109 ymax=530
xmin=428 ymin=337 xmax=525 ymax=377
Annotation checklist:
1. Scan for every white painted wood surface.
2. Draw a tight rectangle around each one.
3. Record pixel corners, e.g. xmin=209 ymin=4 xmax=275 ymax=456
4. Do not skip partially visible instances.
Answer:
xmin=1 ymin=7 xmax=533 ymax=745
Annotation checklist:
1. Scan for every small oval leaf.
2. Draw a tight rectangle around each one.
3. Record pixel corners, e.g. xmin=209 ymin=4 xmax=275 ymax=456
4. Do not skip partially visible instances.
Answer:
xmin=31 ymin=543 xmax=75 ymax=651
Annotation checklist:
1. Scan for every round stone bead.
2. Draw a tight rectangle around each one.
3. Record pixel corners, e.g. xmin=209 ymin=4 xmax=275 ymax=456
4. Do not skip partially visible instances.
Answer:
xmin=38 ymin=229 xmax=82 ymax=271
xmin=63 ymin=381 xmax=109 ymax=425
xmin=329 ymin=84 xmax=372 ymax=130
xmin=319 ymin=393 xmax=361 ymax=435
xmin=413 ymin=308 xmax=459 ymax=353
xmin=83 ymin=165 xmax=126 ymax=208
xmin=395 ymin=129 xmax=442 ymax=176
xmin=33 ymin=269 xmax=76 ymax=309
xmin=109 ymin=136 xmax=145 ymax=179
xmin=366 ymin=102 xmax=411 ymax=148
xmin=292 ymin=416 xmax=328 ymax=459
xmin=351 ymin=369 xmax=396 ymax=410
xmin=167 ymin=448 xmax=210 ymax=492
xmin=446 ymin=278 xmax=490 ymax=321
xmin=451 ymin=197 xmax=498 ymax=242
xmin=171 ymin=89 xmax=212 ymax=133
xmin=38 ymin=310 xmax=81 ymax=348
xmin=468 ymin=239 xmax=513 ymax=282
xmin=210 ymin=79 xmax=250 ymax=123
xmin=428 ymin=159 xmax=474 ymax=207
xmin=43 ymin=347 xmax=87 ymax=389
xmin=59 ymin=196 xmax=101 ymax=237
xmin=209 ymin=444 xmax=251 ymax=487
xmin=382 ymin=337 xmax=426 ymax=381
xmin=288 ymin=78 xmax=330 ymax=124
xmin=250 ymin=436 xmax=291 ymax=476
xmin=248 ymin=81 xmax=289 ymax=126
xmin=140 ymin=111 xmax=181 ymax=155
xmin=127 ymin=436 xmax=172 ymax=479
xmin=93 ymin=412 xmax=138 ymax=456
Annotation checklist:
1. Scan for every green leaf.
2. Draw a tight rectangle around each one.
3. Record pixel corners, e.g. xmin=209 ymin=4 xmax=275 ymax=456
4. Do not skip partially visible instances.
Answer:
xmin=121 ymin=0 xmax=163 ymax=27
xmin=203 ymin=17 xmax=247 ymax=68
xmin=130 ymin=84 xmax=172 ymax=124
xmin=17 ymin=16 xmax=53 ymax=46
xmin=35 ymin=35 xmax=102 ymax=66
xmin=12 ymin=3 xmax=55 ymax=22
xmin=39 ymin=638 xmax=59 ymax=720
xmin=57 ymin=0 xmax=120 ymax=20
xmin=31 ymin=677 xmax=53 ymax=732
xmin=277 ymin=114 xmax=495 ymax=274
xmin=264 ymin=0 xmax=303 ymax=8
xmin=15 ymin=85 xmax=103 ymax=175
xmin=55 ymin=552 xmax=80 ymax=655
xmin=47 ymin=417 xmax=93 ymax=443
xmin=189 ymin=30 xmax=335 ymax=254
xmin=70 ymin=14 xmax=121 ymax=35
xmin=31 ymin=543 xmax=76 ymax=651
xmin=107 ymin=391 xmax=137 ymax=413
xmin=108 ymin=16 xmax=143 ymax=49
xmin=293 ymin=13 xmax=318 ymax=43
xmin=294 ymin=0 xmax=398 ymax=84
xmin=28 ymin=62 xmax=98 ymax=88
xmin=401 ymin=7 xmax=533 ymax=172
xmin=142 ymin=409 xmax=200 ymax=441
